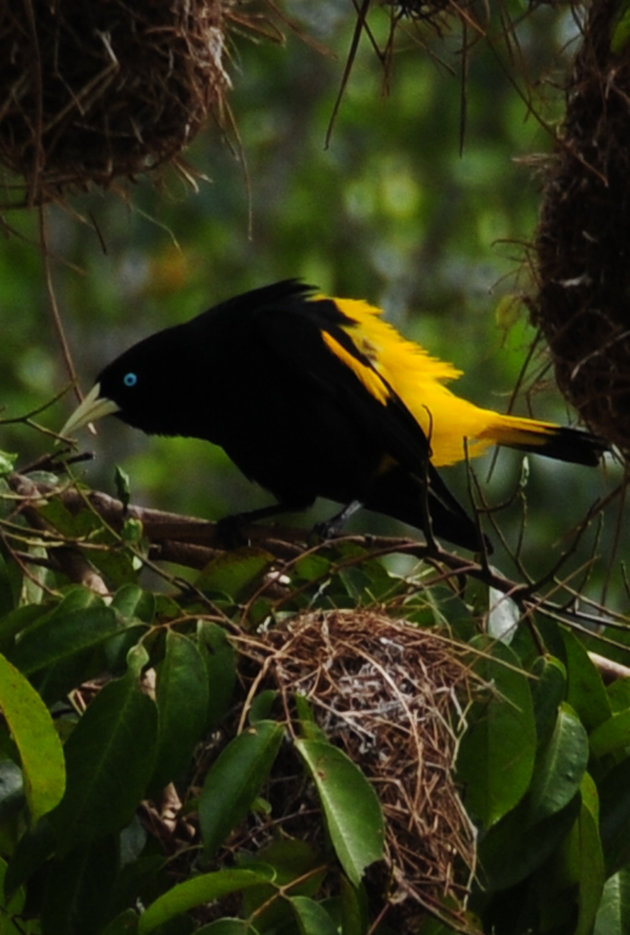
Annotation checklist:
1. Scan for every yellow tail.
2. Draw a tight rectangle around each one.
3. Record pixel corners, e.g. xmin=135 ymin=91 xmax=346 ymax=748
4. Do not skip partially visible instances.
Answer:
xmin=332 ymin=297 xmax=606 ymax=468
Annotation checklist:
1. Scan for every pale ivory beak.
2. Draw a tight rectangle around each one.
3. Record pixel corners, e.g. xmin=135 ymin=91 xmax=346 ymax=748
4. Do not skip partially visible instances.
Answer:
xmin=60 ymin=383 xmax=120 ymax=439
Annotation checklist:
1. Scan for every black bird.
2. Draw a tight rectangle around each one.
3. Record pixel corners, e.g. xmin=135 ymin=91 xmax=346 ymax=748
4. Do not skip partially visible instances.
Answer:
xmin=61 ymin=280 xmax=607 ymax=550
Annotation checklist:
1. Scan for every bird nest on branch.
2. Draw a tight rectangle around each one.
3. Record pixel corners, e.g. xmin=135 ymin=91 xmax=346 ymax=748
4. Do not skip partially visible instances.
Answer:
xmin=237 ymin=609 xmax=477 ymax=930
xmin=0 ymin=0 xmax=239 ymax=206
xmin=531 ymin=0 xmax=630 ymax=453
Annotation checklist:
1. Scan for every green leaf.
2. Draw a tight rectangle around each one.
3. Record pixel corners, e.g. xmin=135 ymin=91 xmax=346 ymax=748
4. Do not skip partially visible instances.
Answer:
xmin=111 ymin=584 xmax=155 ymax=623
xmin=290 ymin=895 xmax=338 ymax=935
xmin=599 ymin=757 xmax=630 ymax=874
xmin=239 ymin=838 xmax=326 ymax=929
xmin=49 ymin=653 xmax=158 ymax=853
xmin=531 ymin=655 xmax=566 ymax=749
xmin=457 ymin=637 xmax=536 ymax=829
xmin=607 ymin=677 xmax=630 ymax=714
xmin=138 ymin=868 xmax=274 ymax=934
xmin=0 ymin=451 xmax=17 ymax=476
xmin=590 ymin=707 xmax=630 ymax=759
xmin=595 ymin=867 xmax=630 ymax=935
xmin=150 ymin=630 xmax=209 ymax=790
xmin=295 ymin=738 xmax=384 ymax=886
xmin=0 ymin=602 xmax=51 ymax=649
xmin=0 ymin=652 xmax=65 ymax=824
xmin=0 ymin=855 xmax=27 ymax=930
xmin=295 ymin=553 xmax=332 ymax=582
xmin=195 ymin=548 xmax=274 ymax=599
xmin=478 ymin=795 xmax=581 ymax=892
xmin=41 ymin=836 xmax=119 ymax=935
xmin=528 ymin=702 xmax=589 ymax=823
xmin=561 ymin=630 xmax=611 ymax=731
xmin=339 ymin=874 xmax=368 ymax=935
xmin=197 ymin=621 xmax=236 ymax=730
xmin=568 ymin=773 xmax=605 ymax=935
xmin=611 ymin=0 xmax=630 ymax=53
xmin=7 ymin=591 xmax=122 ymax=702
xmin=199 ymin=720 xmax=284 ymax=857
xmin=195 ymin=921 xmax=253 ymax=935
xmin=0 ymin=551 xmax=20 ymax=618
xmin=4 ymin=818 xmax=56 ymax=895
xmin=100 ymin=909 xmax=139 ymax=935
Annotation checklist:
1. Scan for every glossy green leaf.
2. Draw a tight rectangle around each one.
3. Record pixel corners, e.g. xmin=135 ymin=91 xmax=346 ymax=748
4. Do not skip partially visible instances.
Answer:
xmin=111 ymin=584 xmax=155 ymax=623
xmin=290 ymin=895 xmax=338 ymax=935
xmin=138 ymin=868 xmax=274 ymax=934
xmin=457 ymin=637 xmax=536 ymax=829
xmin=595 ymin=867 xmax=630 ymax=935
xmin=561 ymin=630 xmax=611 ymax=731
xmin=41 ymin=836 xmax=118 ymax=935
xmin=295 ymin=738 xmax=384 ymax=886
xmin=568 ymin=773 xmax=605 ymax=935
xmin=339 ymin=875 xmax=368 ymax=935
xmin=195 ymin=548 xmax=274 ymax=598
xmin=7 ymin=590 xmax=121 ymax=701
xmin=49 ymin=649 xmax=158 ymax=852
xmin=239 ymin=838 xmax=325 ymax=929
xmin=528 ymin=702 xmax=589 ymax=823
xmin=295 ymin=553 xmax=332 ymax=582
xmin=199 ymin=719 xmax=284 ymax=857
xmin=197 ymin=621 xmax=236 ymax=730
xmin=478 ymin=795 xmax=581 ymax=892
xmin=607 ymin=677 xmax=630 ymax=714
xmin=590 ymin=708 xmax=630 ymax=759
xmin=599 ymin=757 xmax=630 ymax=874
xmin=0 ymin=652 xmax=65 ymax=824
xmin=0 ymin=602 xmax=50 ymax=648
xmin=531 ymin=655 xmax=566 ymax=748
xmin=150 ymin=630 xmax=209 ymax=790
xmin=4 ymin=817 xmax=56 ymax=895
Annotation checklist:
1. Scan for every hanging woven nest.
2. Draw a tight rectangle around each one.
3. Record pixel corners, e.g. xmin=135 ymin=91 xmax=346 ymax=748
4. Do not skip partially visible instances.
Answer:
xmin=531 ymin=0 xmax=630 ymax=453
xmin=237 ymin=609 xmax=477 ymax=931
xmin=0 ymin=0 xmax=232 ymax=206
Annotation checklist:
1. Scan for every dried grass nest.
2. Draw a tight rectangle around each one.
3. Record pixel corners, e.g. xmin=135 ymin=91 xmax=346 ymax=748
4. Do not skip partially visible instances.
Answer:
xmin=532 ymin=0 xmax=630 ymax=453
xmin=0 ymin=0 xmax=232 ymax=205
xmin=232 ymin=609 xmax=478 ymax=930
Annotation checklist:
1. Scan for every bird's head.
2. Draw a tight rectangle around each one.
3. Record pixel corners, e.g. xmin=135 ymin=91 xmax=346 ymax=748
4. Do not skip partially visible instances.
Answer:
xmin=61 ymin=327 xmax=196 ymax=440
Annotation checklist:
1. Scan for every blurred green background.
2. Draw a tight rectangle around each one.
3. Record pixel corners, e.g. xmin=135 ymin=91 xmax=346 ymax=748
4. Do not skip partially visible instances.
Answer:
xmin=0 ymin=2 xmax=623 ymax=608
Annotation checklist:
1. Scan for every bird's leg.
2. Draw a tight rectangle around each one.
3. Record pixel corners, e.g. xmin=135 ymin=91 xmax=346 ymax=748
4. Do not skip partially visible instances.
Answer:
xmin=315 ymin=499 xmax=364 ymax=538
xmin=217 ymin=502 xmax=306 ymax=547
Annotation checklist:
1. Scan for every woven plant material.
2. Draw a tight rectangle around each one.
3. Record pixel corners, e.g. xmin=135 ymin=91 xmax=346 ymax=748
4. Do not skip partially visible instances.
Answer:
xmin=0 ymin=0 xmax=230 ymax=205
xmin=238 ymin=609 xmax=477 ymax=929
xmin=532 ymin=0 xmax=630 ymax=452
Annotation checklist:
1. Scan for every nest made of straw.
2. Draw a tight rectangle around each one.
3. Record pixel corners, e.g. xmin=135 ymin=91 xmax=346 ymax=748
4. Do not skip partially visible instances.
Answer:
xmin=0 ymin=0 xmax=231 ymax=205
xmin=235 ymin=609 xmax=477 ymax=931
xmin=532 ymin=0 xmax=630 ymax=452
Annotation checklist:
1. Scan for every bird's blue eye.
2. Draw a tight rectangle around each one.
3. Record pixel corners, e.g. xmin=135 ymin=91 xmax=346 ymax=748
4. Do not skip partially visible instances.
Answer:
xmin=123 ymin=372 xmax=138 ymax=388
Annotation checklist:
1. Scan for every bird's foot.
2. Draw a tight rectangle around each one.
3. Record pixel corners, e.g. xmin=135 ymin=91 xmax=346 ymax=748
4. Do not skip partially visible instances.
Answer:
xmin=313 ymin=499 xmax=364 ymax=539
xmin=216 ymin=514 xmax=250 ymax=548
